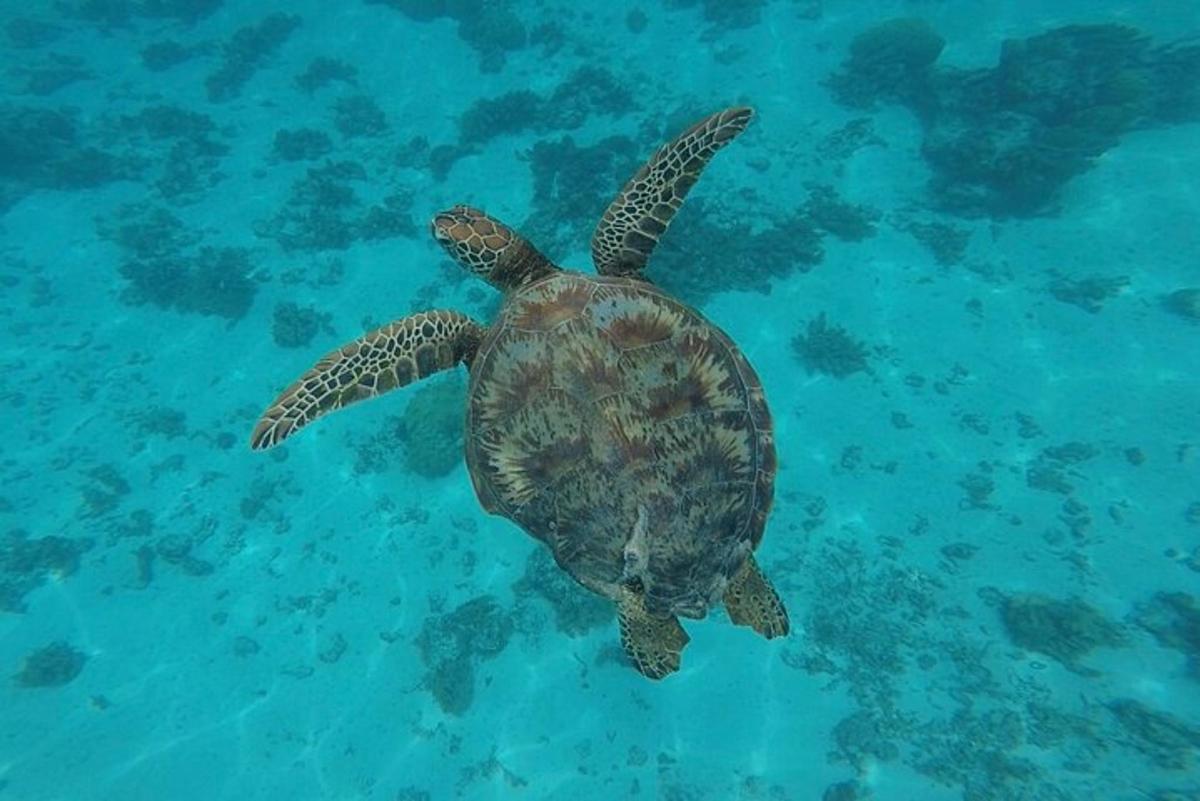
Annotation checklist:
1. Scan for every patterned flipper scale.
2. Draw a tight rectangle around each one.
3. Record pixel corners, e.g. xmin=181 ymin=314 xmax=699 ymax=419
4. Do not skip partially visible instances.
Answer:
xmin=591 ymin=106 xmax=754 ymax=278
xmin=617 ymin=585 xmax=690 ymax=680
xmin=250 ymin=310 xmax=484 ymax=450
xmin=723 ymin=552 xmax=789 ymax=639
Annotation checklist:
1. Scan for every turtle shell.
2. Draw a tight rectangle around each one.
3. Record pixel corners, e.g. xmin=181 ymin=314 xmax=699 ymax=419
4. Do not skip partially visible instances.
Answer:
xmin=465 ymin=272 xmax=775 ymax=619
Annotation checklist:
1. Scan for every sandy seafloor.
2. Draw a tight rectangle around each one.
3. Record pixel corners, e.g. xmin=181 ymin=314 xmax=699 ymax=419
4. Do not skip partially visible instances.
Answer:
xmin=1 ymin=1 xmax=1199 ymax=799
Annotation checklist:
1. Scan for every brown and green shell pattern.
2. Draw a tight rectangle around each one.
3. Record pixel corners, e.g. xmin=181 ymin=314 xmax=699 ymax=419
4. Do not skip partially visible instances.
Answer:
xmin=465 ymin=271 xmax=775 ymax=620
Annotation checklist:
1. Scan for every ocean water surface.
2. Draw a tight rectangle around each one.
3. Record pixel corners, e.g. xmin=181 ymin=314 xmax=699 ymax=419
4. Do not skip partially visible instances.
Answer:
xmin=1 ymin=1 xmax=1198 ymax=799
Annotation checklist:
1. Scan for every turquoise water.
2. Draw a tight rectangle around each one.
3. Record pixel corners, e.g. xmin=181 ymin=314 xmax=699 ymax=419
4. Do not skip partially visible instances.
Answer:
xmin=2 ymin=1 xmax=1199 ymax=799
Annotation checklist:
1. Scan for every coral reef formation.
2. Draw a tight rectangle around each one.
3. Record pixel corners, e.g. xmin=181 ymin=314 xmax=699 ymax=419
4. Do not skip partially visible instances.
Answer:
xmin=333 ymin=95 xmax=388 ymax=139
xmin=653 ymin=201 xmax=823 ymax=305
xmin=1047 ymin=273 xmax=1129 ymax=313
xmin=119 ymin=104 xmax=230 ymax=201
xmin=663 ymin=0 xmax=766 ymax=31
xmin=792 ymin=313 xmax=871 ymax=378
xmin=828 ymin=21 xmax=1200 ymax=216
xmin=1163 ymin=288 xmax=1200 ymax=321
xmin=1107 ymin=699 xmax=1200 ymax=770
xmin=901 ymin=220 xmax=971 ymax=266
xmin=118 ymin=244 xmax=257 ymax=321
xmin=416 ymin=595 xmax=513 ymax=715
xmin=13 ymin=641 xmax=87 ymax=687
xmin=271 ymin=302 xmax=331 ymax=349
xmin=205 ymin=13 xmax=301 ymax=102
xmin=459 ymin=67 xmax=636 ymax=145
xmin=1 ymin=530 xmax=93 ymax=612
xmin=257 ymin=161 xmax=415 ymax=251
xmin=519 ymin=134 xmax=640 ymax=257
xmin=367 ymin=0 xmax=527 ymax=72
xmin=0 ymin=106 xmax=129 ymax=210
xmin=141 ymin=39 xmax=203 ymax=71
xmin=62 ymin=0 xmax=222 ymax=26
xmin=399 ymin=373 xmax=468 ymax=479
xmin=802 ymin=184 xmax=879 ymax=242
xmin=294 ymin=57 xmax=357 ymax=93
xmin=513 ymin=548 xmax=612 ymax=635
xmin=271 ymin=128 xmax=332 ymax=162
xmin=1000 ymin=593 xmax=1126 ymax=670
xmin=826 ymin=18 xmax=945 ymax=109
xmin=100 ymin=200 xmax=262 ymax=321
xmin=1132 ymin=592 xmax=1200 ymax=679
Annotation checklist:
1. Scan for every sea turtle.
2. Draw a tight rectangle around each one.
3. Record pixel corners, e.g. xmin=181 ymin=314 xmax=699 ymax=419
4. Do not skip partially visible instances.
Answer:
xmin=250 ymin=107 xmax=789 ymax=679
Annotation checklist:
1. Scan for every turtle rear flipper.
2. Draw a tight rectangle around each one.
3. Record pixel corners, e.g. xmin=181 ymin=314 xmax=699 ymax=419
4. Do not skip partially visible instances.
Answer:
xmin=617 ymin=585 xmax=690 ymax=680
xmin=724 ymin=553 xmax=789 ymax=639
xmin=250 ymin=310 xmax=484 ymax=450
xmin=591 ymin=106 xmax=754 ymax=279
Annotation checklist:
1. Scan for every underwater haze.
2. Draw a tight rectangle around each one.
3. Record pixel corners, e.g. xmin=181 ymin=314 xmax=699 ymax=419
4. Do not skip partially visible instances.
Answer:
xmin=2 ymin=1 xmax=1199 ymax=799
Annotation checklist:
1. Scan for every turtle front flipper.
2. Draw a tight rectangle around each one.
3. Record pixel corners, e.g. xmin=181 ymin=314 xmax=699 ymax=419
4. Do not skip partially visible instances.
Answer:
xmin=250 ymin=310 xmax=484 ymax=450
xmin=591 ymin=106 xmax=754 ymax=278
xmin=723 ymin=553 xmax=789 ymax=639
xmin=616 ymin=585 xmax=690 ymax=680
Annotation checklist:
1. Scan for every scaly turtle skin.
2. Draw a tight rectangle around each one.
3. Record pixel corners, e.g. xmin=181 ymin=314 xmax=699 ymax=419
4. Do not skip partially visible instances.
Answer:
xmin=251 ymin=107 xmax=789 ymax=679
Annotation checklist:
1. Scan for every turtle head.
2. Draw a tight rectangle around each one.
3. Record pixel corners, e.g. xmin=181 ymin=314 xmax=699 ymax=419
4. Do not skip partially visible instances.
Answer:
xmin=431 ymin=205 xmax=556 ymax=291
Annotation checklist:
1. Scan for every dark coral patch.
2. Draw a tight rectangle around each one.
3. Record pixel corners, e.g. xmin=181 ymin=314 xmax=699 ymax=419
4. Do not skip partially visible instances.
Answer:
xmin=14 ymin=641 xmax=86 ymax=687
